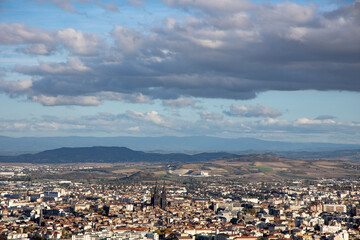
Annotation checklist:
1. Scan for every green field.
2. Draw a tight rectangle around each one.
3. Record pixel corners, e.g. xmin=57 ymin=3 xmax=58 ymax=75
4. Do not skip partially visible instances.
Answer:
xmin=245 ymin=165 xmax=272 ymax=173
xmin=277 ymin=173 xmax=314 ymax=179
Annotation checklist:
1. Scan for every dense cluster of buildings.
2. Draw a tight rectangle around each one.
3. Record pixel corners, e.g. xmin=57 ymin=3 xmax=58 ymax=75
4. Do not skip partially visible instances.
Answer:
xmin=0 ymin=168 xmax=360 ymax=240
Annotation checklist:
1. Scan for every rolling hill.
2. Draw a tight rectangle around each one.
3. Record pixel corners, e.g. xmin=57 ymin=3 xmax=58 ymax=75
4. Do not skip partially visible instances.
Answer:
xmin=0 ymin=146 xmax=239 ymax=164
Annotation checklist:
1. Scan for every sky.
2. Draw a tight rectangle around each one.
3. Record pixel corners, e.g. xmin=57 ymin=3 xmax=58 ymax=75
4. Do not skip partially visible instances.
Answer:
xmin=0 ymin=0 xmax=359 ymax=143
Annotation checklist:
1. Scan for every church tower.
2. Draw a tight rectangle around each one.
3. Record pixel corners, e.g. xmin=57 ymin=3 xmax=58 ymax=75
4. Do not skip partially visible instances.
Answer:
xmin=151 ymin=183 xmax=167 ymax=209
xmin=151 ymin=183 xmax=161 ymax=207
xmin=160 ymin=184 xmax=167 ymax=209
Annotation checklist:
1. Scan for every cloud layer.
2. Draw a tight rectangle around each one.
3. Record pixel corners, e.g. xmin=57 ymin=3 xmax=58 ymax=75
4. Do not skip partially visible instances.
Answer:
xmin=0 ymin=1 xmax=359 ymax=105
xmin=1 ymin=111 xmax=359 ymax=143
xmin=224 ymin=104 xmax=282 ymax=118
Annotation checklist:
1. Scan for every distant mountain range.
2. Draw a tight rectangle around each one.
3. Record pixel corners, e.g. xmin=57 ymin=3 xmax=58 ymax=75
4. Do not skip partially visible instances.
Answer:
xmin=0 ymin=146 xmax=359 ymax=164
xmin=278 ymin=149 xmax=360 ymax=162
xmin=0 ymin=146 xmax=239 ymax=164
xmin=0 ymin=135 xmax=359 ymax=154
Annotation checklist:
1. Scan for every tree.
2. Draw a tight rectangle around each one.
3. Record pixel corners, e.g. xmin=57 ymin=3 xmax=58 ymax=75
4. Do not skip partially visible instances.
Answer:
xmin=24 ymin=226 xmax=35 ymax=233
xmin=30 ymin=234 xmax=46 ymax=240
xmin=61 ymin=228 xmax=71 ymax=239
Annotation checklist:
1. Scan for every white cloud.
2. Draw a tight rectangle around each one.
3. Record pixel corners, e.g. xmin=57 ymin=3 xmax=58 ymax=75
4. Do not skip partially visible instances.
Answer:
xmin=0 ymin=113 xmax=359 ymax=143
xmin=126 ymin=0 xmax=146 ymax=7
xmin=249 ymin=117 xmax=360 ymax=135
xmin=0 ymin=119 xmax=85 ymax=132
xmin=112 ymin=26 xmax=144 ymax=54
xmin=161 ymin=0 xmax=253 ymax=13
xmin=21 ymin=44 xmax=55 ymax=55
xmin=224 ymin=104 xmax=282 ymax=118
xmin=36 ymin=0 xmax=119 ymax=13
xmin=199 ymin=111 xmax=223 ymax=121
xmin=0 ymin=23 xmax=105 ymax=56
xmin=162 ymin=97 xmax=198 ymax=109
xmin=37 ymin=0 xmax=78 ymax=13
xmin=35 ymin=122 xmax=86 ymax=131
xmin=99 ymin=92 xmax=150 ymax=104
xmin=126 ymin=110 xmax=169 ymax=126
xmin=294 ymin=118 xmax=336 ymax=125
xmin=56 ymin=28 xmax=101 ymax=55
xmin=190 ymin=38 xmax=224 ymax=49
xmin=17 ymin=57 xmax=90 ymax=75
xmin=126 ymin=126 xmax=140 ymax=131
xmin=7 ymin=122 xmax=28 ymax=131
xmin=143 ymin=111 xmax=166 ymax=125
xmin=32 ymin=95 xmax=102 ymax=106
xmin=0 ymin=23 xmax=53 ymax=45
xmin=285 ymin=27 xmax=308 ymax=42
xmin=257 ymin=2 xmax=315 ymax=24
xmin=0 ymin=80 xmax=32 ymax=96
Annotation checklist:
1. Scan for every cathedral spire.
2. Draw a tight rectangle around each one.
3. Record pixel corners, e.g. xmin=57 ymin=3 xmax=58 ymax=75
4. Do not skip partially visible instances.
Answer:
xmin=151 ymin=183 xmax=167 ymax=209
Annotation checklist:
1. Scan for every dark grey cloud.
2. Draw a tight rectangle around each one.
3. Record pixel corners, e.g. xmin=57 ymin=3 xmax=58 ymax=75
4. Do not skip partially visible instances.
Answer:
xmin=1 ymin=1 xmax=359 ymax=105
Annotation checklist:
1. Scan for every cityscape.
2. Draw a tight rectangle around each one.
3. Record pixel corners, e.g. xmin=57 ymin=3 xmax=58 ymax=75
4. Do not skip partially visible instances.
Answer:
xmin=1 ymin=0 xmax=360 ymax=239
xmin=0 ymin=159 xmax=360 ymax=240
xmin=0 ymin=167 xmax=358 ymax=240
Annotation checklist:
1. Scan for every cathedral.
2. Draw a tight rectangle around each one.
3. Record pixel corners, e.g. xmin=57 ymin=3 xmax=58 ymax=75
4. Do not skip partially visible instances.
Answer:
xmin=151 ymin=183 xmax=167 ymax=209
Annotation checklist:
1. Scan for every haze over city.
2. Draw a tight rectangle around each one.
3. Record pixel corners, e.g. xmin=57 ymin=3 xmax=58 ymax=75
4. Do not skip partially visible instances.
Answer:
xmin=0 ymin=0 xmax=359 ymax=144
